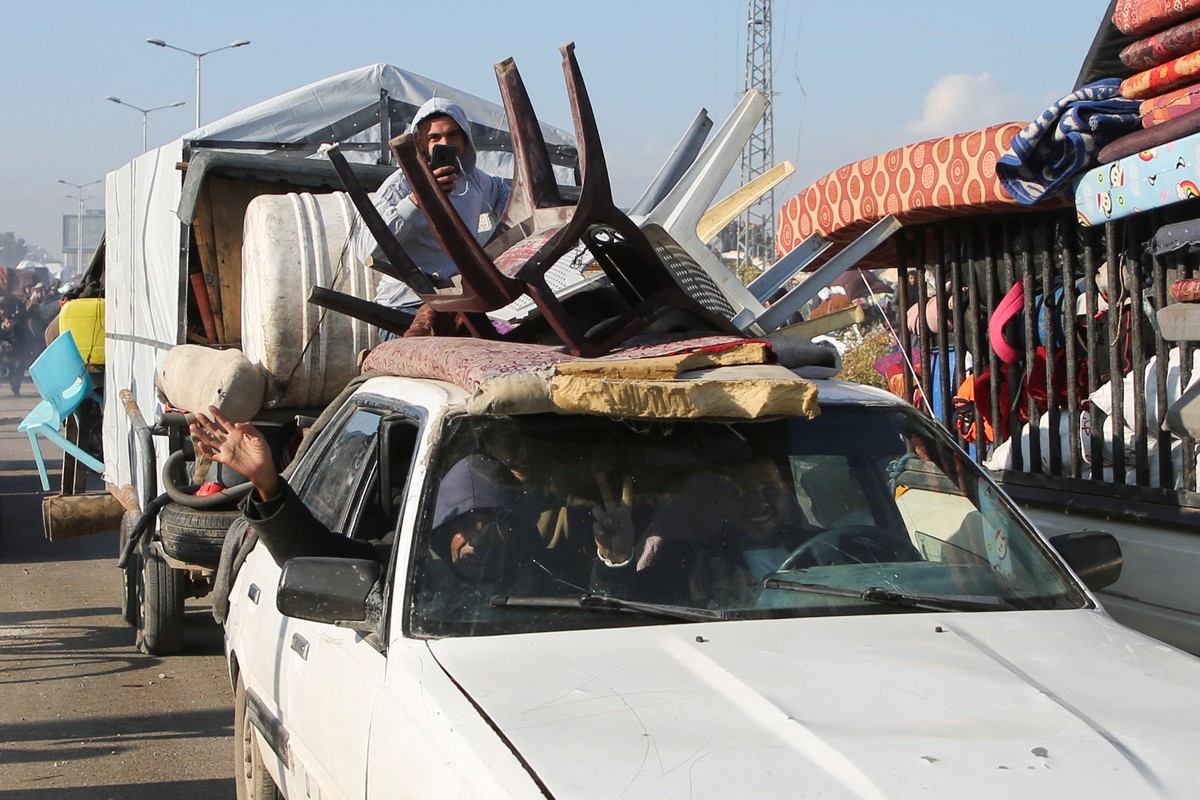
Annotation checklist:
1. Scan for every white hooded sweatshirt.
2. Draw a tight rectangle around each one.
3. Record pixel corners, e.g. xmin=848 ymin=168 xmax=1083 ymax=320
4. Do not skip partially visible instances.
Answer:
xmin=354 ymin=97 xmax=511 ymax=311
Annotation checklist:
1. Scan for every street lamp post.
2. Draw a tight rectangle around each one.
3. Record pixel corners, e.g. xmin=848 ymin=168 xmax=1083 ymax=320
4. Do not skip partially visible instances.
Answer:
xmin=57 ymin=179 xmax=102 ymax=273
xmin=146 ymin=37 xmax=250 ymax=129
xmin=105 ymin=96 xmax=185 ymax=153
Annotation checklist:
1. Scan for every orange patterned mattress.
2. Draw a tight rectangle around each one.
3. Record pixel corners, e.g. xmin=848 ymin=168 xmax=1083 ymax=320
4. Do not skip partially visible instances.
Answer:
xmin=775 ymin=122 xmax=1068 ymax=269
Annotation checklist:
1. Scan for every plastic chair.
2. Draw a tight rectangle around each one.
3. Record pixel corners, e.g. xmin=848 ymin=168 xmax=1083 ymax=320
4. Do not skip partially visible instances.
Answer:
xmin=632 ymin=89 xmax=772 ymax=333
xmin=18 ymin=331 xmax=104 ymax=491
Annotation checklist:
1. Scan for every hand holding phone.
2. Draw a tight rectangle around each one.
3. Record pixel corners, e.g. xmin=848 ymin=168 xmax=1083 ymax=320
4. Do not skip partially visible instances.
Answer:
xmin=428 ymin=143 xmax=461 ymax=196
xmin=430 ymin=143 xmax=458 ymax=172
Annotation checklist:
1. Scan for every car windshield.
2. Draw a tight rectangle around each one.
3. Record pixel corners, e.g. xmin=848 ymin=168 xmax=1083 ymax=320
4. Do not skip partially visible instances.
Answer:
xmin=407 ymin=404 xmax=1088 ymax=637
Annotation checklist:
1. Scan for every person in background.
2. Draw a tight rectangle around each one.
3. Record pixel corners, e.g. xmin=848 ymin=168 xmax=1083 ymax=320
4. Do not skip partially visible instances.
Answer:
xmin=0 ymin=304 xmax=28 ymax=396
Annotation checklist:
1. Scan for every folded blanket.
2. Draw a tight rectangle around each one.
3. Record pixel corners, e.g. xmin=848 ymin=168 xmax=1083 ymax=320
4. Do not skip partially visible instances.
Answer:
xmin=1140 ymin=81 xmax=1200 ymax=124
xmin=1099 ymin=102 xmax=1200 ymax=161
xmin=1121 ymin=48 xmax=1200 ymax=98
xmin=997 ymin=79 xmax=1143 ymax=204
xmin=1121 ymin=16 xmax=1200 ymax=69
xmin=1113 ymin=0 xmax=1200 ymax=37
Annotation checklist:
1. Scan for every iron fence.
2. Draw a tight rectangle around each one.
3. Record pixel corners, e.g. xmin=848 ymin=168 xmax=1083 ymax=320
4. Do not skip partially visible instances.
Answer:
xmin=891 ymin=206 xmax=1200 ymax=522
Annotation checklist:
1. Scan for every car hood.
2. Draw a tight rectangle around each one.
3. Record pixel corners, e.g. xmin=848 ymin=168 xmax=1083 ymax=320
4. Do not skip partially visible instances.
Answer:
xmin=428 ymin=609 xmax=1200 ymax=799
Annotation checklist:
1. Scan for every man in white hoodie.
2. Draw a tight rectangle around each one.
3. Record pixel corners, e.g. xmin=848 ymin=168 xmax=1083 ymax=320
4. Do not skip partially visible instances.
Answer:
xmin=354 ymin=97 xmax=511 ymax=330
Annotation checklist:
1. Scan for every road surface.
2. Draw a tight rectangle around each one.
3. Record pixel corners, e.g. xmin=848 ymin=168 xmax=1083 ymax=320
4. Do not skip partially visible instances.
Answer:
xmin=0 ymin=384 xmax=235 ymax=798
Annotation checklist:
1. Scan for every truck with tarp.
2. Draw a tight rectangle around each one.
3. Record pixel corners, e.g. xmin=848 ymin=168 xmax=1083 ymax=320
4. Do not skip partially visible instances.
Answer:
xmin=49 ymin=62 xmax=579 ymax=653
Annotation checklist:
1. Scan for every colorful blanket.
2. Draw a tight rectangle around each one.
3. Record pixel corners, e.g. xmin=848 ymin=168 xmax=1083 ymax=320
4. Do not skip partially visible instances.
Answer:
xmin=1121 ymin=16 xmax=1200 ymax=69
xmin=361 ymin=333 xmax=757 ymax=393
xmin=1140 ymin=82 xmax=1200 ymax=124
xmin=997 ymin=79 xmax=1143 ymax=204
xmin=1113 ymin=0 xmax=1200 ymax=37
xmin=1074 ymin=129 xmax=1200 ymax=226
xmin=1120 ymin=48 xmax=1200 ymax=98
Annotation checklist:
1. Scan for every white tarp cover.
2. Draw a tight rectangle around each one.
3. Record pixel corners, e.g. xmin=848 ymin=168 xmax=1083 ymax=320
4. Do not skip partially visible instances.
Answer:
xmin=186 ymin=63 xmax=578 ymax=178
xmin=103 ymin=64 xmax=576 ymax=499
xmin=103 ymin=140 xmax=186 ymax=498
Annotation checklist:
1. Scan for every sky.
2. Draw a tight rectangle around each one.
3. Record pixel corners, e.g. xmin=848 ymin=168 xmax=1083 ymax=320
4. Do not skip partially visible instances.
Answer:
xmin=0 ymin=0 xmax=1111 ymax=261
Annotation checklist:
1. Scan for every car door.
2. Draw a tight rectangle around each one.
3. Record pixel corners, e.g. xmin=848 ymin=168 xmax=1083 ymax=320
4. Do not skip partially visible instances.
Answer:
xmin=280 ymin=405 xmax=421 ymax=800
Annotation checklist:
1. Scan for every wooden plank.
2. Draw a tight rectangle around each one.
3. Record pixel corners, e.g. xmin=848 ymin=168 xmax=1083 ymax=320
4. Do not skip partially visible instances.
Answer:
xmin=777 ymin=305 xmax=865 ymax=338
xmin=190 ymin=183 xmax=227 ymax=343
xmin=188 ymin=177 xmax=294 ymax=345
xmin=696 ymin=161 xmax=795 ymax=244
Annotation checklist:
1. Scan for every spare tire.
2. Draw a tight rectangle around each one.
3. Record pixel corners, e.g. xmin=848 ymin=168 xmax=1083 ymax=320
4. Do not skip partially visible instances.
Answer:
xmin=158 ymin=502 xmax=243 ymax=570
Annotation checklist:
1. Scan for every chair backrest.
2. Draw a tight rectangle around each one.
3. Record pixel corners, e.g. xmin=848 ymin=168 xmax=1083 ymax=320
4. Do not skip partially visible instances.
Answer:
xmin=30 ymin=331 xmax=95 ymax=417
xmin=390 ymin=131 xmax=528 ymax=312
xmin=492 ymin=56 xmax=565 ymax=237
xmin=638 ymin=89 xmax=772 ymax=331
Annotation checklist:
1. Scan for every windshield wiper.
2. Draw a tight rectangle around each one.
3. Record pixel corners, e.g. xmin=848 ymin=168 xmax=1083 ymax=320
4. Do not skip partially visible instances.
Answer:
xmin=763 ymin=579 xmax=1012 ymax=612
xmin=492 ymin=593 xmax=726 ymax=622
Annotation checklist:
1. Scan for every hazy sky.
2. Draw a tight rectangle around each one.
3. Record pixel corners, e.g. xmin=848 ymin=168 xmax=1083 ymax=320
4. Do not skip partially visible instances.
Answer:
xmin=0 ymin=0 xmax=1108 ymax=259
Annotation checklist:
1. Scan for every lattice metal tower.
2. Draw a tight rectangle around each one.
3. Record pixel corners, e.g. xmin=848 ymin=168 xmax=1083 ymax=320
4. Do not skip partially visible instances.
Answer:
xmin=739 ymin=0 xmax=774 ymax=273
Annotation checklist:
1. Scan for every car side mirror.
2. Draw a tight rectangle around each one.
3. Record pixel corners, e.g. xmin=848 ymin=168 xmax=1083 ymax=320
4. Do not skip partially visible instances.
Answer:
xmin=277 ymin=557 xmax=382 ymax=631
xmin=1049 ymin=530 xmax=1123 ymax=592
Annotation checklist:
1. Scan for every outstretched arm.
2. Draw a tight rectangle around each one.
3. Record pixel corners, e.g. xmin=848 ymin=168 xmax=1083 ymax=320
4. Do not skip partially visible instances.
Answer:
xmin=190 ymin=405 xmax=280 ymax=501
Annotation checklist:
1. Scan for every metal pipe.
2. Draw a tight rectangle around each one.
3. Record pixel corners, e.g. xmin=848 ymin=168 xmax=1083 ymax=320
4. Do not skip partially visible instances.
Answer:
xmin=120 ymin=388 xmax=157 ymax=510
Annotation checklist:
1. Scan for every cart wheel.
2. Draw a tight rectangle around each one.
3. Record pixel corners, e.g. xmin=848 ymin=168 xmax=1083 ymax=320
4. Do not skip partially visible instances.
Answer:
xmin=118 ymin=511 xmax=141 ymax=627
xmin=138 ymin=544 xmax=186 ymax=655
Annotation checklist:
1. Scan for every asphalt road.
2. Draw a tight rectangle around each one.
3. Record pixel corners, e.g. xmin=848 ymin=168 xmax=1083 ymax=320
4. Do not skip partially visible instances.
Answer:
xmin=0 ymin=383 xmax=235 ymax=798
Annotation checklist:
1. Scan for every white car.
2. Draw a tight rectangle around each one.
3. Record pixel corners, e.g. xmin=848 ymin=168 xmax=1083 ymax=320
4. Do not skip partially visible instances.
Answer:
xmin=224 ymin=366 xmax=1200 ymax=799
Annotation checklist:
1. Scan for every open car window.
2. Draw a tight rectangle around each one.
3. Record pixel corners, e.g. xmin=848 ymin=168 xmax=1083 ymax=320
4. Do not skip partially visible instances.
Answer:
xmin=407 ymin=406 xmax=1089 ymax=638
xmin=298 ymin=407 xmax=383 ymax=535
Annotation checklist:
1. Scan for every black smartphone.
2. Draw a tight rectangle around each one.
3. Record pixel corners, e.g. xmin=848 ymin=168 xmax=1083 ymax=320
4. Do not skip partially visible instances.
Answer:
xmin=430 ymin=143 xmax=457 ymax=171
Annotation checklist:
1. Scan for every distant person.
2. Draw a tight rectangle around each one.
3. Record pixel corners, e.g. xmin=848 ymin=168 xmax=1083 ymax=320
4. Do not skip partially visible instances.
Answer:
xmin=0 ymin=304 xmax=29 ymax=395
xmin=353 ymin=97 xmax=511 ymax=336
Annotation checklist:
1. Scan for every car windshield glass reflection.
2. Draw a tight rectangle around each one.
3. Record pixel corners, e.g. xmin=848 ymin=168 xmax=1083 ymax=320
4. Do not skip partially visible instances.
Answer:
xmin=409 ymin=406 xmax=1088 ymax=637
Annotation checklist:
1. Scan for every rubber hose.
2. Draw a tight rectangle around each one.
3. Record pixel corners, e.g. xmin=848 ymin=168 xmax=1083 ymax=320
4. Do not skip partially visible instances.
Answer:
xmin=116 ymin=491 xmax=174 ymax=569
xmin=161 ymin=449 xmax=253 ymax=509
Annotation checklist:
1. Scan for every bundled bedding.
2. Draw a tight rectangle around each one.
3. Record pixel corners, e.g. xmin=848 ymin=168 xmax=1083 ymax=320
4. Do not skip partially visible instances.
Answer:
xmin=1101 ymin=0 xmax=1200 ymax=160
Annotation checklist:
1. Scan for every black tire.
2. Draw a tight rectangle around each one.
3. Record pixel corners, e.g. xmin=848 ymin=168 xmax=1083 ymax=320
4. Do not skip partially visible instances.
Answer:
xmin=118 ymin=511 xmax=141 ymax=627
xmin=234 ymin=675 xmax=281 ymax=800
xmin=138 ymin=544 xmax=186 ymax=655
xmin=158 ymin=503 xmax=243 ymax=569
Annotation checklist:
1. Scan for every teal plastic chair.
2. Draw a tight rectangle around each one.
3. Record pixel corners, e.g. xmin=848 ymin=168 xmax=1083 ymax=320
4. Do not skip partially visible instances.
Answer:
xmin=18 ymin=331 xmax=104 ymax=491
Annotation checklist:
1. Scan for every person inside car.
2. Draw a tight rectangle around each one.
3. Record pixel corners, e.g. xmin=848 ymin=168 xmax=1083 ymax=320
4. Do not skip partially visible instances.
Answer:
xmin=191 ymin=406 xmax=530 ymax=584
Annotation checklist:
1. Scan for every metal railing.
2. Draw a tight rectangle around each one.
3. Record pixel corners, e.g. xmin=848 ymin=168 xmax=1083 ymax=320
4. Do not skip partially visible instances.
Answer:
xmin=892 ymin=206 xmax=1200 ymax=521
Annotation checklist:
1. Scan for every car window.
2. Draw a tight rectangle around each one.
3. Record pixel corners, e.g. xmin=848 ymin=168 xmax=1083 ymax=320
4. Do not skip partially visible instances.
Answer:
xmin=406 ymin=406 xmax=1089 ymax=639
xmin=299 ymin=408 xmax=383 ymax=534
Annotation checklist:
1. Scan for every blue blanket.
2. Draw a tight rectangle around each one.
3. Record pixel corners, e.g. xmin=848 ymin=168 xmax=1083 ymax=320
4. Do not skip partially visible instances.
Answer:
xmin=997 ymin=79 xmax=1142 ymax=204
